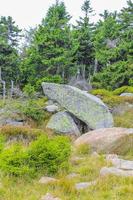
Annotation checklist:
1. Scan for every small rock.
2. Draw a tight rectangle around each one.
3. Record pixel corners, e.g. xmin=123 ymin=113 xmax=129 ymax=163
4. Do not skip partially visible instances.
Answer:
xmin=120 ymin=93 xmax=133 ymax=97
xmin=66 ymin=173 xmax=78 ymax=179
xmin=41 ymin=193 xmax=61 ymax=200
xmin=100 ymin=167 xmax=133 ymax=177
xmin=45 ymin=105 xmax=59 ymax=113
xmin=75 ymin=181 xmax=97 ymax=190
xmin=5 ymin=119 xmax=24 ymax=126
xmin=39 ymin=177 xmax=57 ymax=184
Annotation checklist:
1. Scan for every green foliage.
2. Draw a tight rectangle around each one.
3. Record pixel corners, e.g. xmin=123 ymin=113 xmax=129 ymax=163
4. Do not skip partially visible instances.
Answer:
xmin=21 ymin=100 xmax=48 ymax=123
xmin=90 ymin=89 xmax=113 ymax=97
xmin=0 ymin=135 xmax=5 ymax=152
xmin=0 ymin=135 xmax=71 ymax=176
xmin=92 ymin=62 xmax=133 ymax=90
xmin=36 ymin=75 xmax=63 ymax=90
xmin=0 ymin=16 xmax=21 ymax=84
xmin=0 ymin=144 xmax=33 ymax=176
xmin=23 ymin=84 xmax=35 ymax=97
xmin=28 ymin=135 xmax=71 ymax=174
xmin=113 ymin=86 xmax=133 ymax=95
xmin=91 ymin=88 xmax=133 ymax=107
xmin=0 ymin=1 xmax=132 ymax=90
xmin=73 ymin=0 xmax=94 ymax=77
xmin=20 ymin=1 xmax=72 ymax=86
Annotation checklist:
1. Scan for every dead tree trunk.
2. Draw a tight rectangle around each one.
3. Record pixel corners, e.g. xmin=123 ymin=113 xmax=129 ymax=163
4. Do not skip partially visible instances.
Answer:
xmin=10 ymin=80 xmax=14 ymax=98
xmin=0 ymin=67 xmax=6 ymax=100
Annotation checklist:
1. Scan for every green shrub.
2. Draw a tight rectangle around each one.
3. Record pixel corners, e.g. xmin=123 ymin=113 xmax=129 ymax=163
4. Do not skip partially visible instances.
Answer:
xmin=91 ymin=88 xmax=133 ymax=108
xmin=21 ymin=100 xmax=49 ymax=123
xmin=0 ymin=135 xmax=5 ymax=152
xmin=92 ymin=61 xmax=133 ymax=90
xmin=36 ymin=75 xmax=63 ymax=91
xmin=103 ymin=96 xmax=133 ymax=107
xmin=0 ymin=144 xmax=34 ymax=176
xmin=28 ymin=135 xmax=71 ymax=174
xmin=90 ymin=89 xmax=113 ymax=97
xmin=23 ymin=84 xmax=35 ymax=97
xmin=0 ymin=135 xmax=71 ymax=176
xmin=113 ymin=86 xmax=133 ymax=95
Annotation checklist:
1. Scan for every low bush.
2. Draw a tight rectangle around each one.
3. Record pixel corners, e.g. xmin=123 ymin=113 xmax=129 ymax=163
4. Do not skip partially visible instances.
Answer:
xmin=36 ymin=75 xmax=63 ymax=91
xmin=104 ymin=96 xmax=133 ymax=107
xmin=20 ymin=100 xmax=50 ymax=123
xmin=0 ymin=135 xmax=71 ymax=176
xmin=0 ymin=144 xmax=34 ymax=176
xmin=90 ymin=89 xmax=113 ymax=97
xmin=113 ymin=86 xmax=133 ymax=95
xmin=90 ymin=88 xmax=133 ymax=107
xmin=0 ymin=135 xmax=5 ymax=152
xmin=23 ymin=84 xmax=36 ymax=98
xmin=28 ymin=135 xmax=71 ymax=174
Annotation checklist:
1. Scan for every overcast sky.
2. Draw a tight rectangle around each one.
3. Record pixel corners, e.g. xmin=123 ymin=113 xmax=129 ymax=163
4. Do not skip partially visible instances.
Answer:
xmin=0 ymin=0 xmax=128 ymax=29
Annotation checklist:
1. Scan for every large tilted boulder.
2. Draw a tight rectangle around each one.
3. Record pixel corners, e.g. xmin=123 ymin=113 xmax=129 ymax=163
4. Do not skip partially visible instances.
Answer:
xmin=42 ymin=83 xmax=113 ymax=130
xmin=74 ymin=128 xmax=133 ymax=154
xmin=46 ymin=111 xmax=80 ymax=136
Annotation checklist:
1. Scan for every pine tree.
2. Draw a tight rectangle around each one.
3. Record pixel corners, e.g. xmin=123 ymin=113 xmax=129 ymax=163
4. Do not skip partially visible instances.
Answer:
xmin=0 ymin=16 xmax=21 ymax=84
xmin=73 ymin=0 xmax=94 ymax=79
xmin=20 ymin=1 xmax=73 ymax=85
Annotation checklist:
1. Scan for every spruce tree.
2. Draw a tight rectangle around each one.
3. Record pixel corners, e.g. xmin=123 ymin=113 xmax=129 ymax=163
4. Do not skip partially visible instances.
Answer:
xmin=0 ymin=16 xmax=21 ymax=84
xmin=73 ymin=0 xmax=94 ymax=79
xmin=20 ymin=1 xmax=72 ymax=85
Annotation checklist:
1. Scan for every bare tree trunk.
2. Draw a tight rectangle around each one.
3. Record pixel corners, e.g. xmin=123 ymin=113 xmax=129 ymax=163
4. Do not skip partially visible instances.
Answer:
xmin=0 ymin=67 xmax=2 ymax=81
xmin=82 ymin=65 xmax=86 ymax=79
xmin=2 ymin=81 xmax=6 ymax=100
xmin=94 ymin=58 xmax=98 ymax=75
xmin=10 ymin=80 xmax=14 ymax=98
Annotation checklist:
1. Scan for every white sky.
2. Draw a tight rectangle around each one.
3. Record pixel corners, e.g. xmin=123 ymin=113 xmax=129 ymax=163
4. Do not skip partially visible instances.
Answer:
xmin=0 ymin=0 xmax=128 ymax=29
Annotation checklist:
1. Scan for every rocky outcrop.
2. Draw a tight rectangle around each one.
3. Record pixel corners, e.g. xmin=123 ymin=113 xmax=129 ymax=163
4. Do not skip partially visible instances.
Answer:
xmin=100 ymin=167 xmax=133 ymax=177
xmin=46 ymin=111 xmax=80 ymax=136
xmin=74 ymin=128 xmax=133 ymax=154
xmin=42 ymin=83 xmax=113 ymax=130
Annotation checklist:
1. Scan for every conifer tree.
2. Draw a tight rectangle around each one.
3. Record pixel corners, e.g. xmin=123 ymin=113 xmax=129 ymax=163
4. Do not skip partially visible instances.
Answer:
xmin=20 ymin=1 xmax=72 ymax=85
xmin=73 ymin=0 xmax=94 ymax=79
